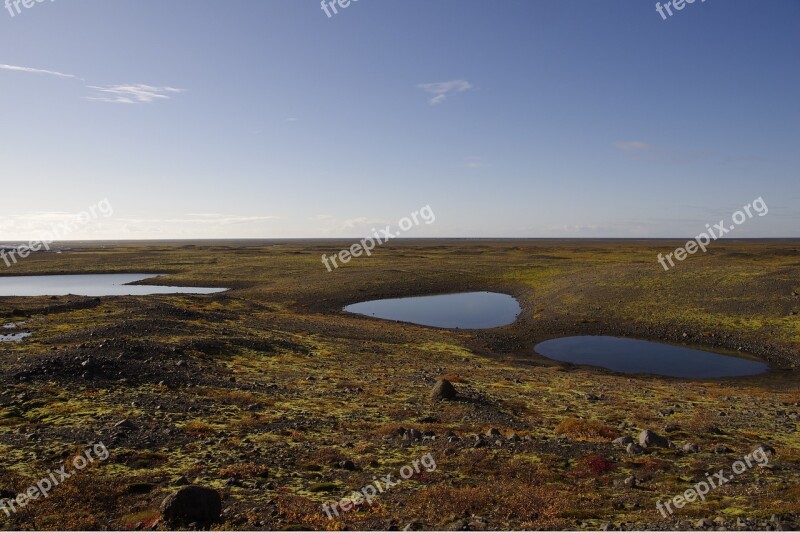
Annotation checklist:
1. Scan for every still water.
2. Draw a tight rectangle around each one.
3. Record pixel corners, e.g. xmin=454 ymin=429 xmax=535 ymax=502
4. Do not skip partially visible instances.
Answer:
xmin=344 ymin=291 xmax=521 ymax=329
xmin=0 ymin=274 xmax=227 ymax=297
xmin=534 ymin=336 xmax=768 ymax=378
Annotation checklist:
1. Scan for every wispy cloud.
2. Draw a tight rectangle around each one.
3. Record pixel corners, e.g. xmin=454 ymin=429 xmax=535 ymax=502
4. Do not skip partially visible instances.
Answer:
xmin=181 ymin=214 xmax=279 ymax=225
xmin=614 ymin=140 xmax=655 ymax=152
xmin=0 ymin=63 xmax=76 ymax=79
xmin=463 ymin=156 xmax=483 ymax=169
xmin=86 ymin=84 xmax=185 ymax=104
xmin=417 ymin=79 xmax=473 ymax=105
xmin=0 ymin=63 xmax=184 ymax=105
xmin=310 ymin=214 xmax=387 ymax=235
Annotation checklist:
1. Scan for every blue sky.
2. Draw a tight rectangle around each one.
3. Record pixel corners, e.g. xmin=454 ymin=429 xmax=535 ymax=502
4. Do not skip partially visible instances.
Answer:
xmin=1 ymin=0 xmax=798 ymax=239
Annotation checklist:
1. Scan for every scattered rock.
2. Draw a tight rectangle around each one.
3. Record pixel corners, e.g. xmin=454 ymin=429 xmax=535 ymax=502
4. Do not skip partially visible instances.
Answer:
xmin=683 ymin=443 xmax=701 ymax=453
xmin=612 ymin=436 xmax=633 ymax=446
xmin=638 ymin=429 xmax=669 ymax=448
xmin=626 ymin=442 xmax=645 ymax=455
xmin=403 ymin=429 xmax=423 ymax=442
xmin=114 ymin=419 xmax=136 ymax=431
xmin=160 ymin=485 xmax=222 ymax=528
xmin=445 ymin=519 xmax=468 ymax=531
xmin=430 ymin=379 xmax=458 ymax=401
xmin=755 ymin=444 xmax=776 ymax=458
xmin=714 ymin=444 xmax=734 ymax=454
xmin=126 ymin=482 xmax=156 ymax=494
xmin=467 ymin=515 xmax=489 ymax=530
xmin=338 ymin=460 xmax=356 ymax=471
xmin=695 ymin=518 xmax=714 ymax=528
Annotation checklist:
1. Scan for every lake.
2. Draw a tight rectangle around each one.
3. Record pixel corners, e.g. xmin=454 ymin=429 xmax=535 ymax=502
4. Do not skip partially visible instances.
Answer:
xmin=534 ymin=335 xmax=769 ymax=378
xmin=344 ymin=291 xmax=521 ymax=329
xmin=0 ymin=274 xmax=227 ymax=297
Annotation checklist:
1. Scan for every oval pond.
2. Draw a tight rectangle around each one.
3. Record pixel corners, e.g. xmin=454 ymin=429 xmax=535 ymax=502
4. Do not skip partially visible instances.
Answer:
xmin=344 ymin=291 xmax=521 ymax=329
xmin=534 ymin=336 xmax=768 ymax=378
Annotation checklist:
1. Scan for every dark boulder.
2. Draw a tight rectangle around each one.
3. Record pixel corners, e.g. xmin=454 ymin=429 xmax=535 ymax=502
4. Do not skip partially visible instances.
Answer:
xmin=160 ymin=485 xmax=222 ymax=528
xmin=430 ymin=379 xmax=458 ymax=401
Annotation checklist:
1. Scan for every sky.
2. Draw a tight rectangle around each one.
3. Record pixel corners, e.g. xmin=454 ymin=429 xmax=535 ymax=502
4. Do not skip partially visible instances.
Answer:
xmin=1 ymin=0 xmax=798 ymax=240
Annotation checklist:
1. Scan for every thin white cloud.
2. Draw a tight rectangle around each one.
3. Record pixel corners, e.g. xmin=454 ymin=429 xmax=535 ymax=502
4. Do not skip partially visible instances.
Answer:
xmin=0 ymin=63 xmax=183 ymax=105
xmin=417 ymin=79 xmax=473 ymax=105
xmin=309 ymin=214 xmax=387 ymax=235
xmin=0 ymin=63 xmax=76 ymax=79
xmin=124 ymin=214 xmax=279 ymax=225
xmin=0 ymin=212 xmax=279 ymax=241
xmin=86 ymin=84 xmax=185 ymax=104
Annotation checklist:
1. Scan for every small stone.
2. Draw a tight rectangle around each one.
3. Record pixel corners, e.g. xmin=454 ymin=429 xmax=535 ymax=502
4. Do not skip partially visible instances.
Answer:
xmin=114 ymin=419 xmax=136 ymax=431
xmin=755 ymin=444 xmax=776 ymax=458
xmin=338 ymin=460 xmax=356 ymax=471
xmin=626 ymin=442 xmax=645 ymax=455
xmin=683 ymin=443 xmax=701 ymax=453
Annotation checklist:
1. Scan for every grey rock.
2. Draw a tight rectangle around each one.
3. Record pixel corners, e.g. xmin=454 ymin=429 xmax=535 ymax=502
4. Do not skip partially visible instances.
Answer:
xmin=638 ymin=429 xmax=670 ymax=448
xmin=683 ymin=442 xmax=701 ymax=453
xmin=626 ymin=442 xmax=645 ymax=455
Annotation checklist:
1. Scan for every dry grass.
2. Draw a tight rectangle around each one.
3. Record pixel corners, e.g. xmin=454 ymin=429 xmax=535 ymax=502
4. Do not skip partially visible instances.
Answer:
xmin=554 ymin=418 xmax=619 ymax=441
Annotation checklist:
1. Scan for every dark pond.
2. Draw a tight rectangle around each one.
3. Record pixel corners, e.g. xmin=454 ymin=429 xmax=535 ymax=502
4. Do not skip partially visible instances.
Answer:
xmin=534 ymin=336 xmax=768 ymax=378
xmin=344 ymin=291 xmax=521 ymax=329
